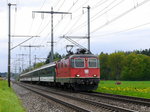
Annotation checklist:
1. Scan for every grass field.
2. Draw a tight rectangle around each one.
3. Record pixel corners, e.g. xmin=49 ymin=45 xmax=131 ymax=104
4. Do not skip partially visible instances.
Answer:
xmin=0 ymin=80 xmax=25 ymax=112
xmin=95 ymin=80 xmax=150 ymax=99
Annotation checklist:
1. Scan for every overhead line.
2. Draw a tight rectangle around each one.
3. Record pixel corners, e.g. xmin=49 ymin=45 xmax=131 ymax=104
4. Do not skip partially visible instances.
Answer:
xmin=90 ymin=0 xmax=122 ymax=22
xmin=28 ymin=0 xmax=47 ymax=35
xmin=78 ymin=21 xmax=150 ymax=49
xmin=40 ymin=0 xmax=47 ymax=9
xmin=57 ymin=0 xmax=66 ymax=11
xmin=54 ymin=0 xmax=89 ymax=34
xmin=92 ymin=22 xmax=150 ymax=37
xmin=38 ymin=20 xmax=51 ymax=35
xmin=53 ymin=0 xmax=61 ymax=9
xmin=29 ymin=0 xmax=48 ymax=47
xmin=66 ymin=0 xmax=122 ymax=35
xmin=65 ymin=37 xmax=86 ymax=49
xmin=31 ymin=32 xmax=51 ymax=57
xmin=53 ymin=0 xmax=80 ymax=30
xmin=33 ymin=0 xmax=48 ymax=35
xmin=11 ymin=36 xmax=40 ymax=50
xmin=92 ymin=0 xmax=109 ymax=9
xmin=91 ymin=0 xmax=150 ymax=33
xmin=40 ymin=0 xmax=83 ymax=55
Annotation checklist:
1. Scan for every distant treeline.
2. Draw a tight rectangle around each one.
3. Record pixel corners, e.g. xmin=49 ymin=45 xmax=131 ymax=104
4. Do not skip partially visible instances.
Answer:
xmin=0 ymin=72 xmax=7 ymax=77
xmin=126 ymin=48 xmax=150 ymax=56
xmin=21 ymin=48 xmax=150 ymax=81
xmin=99 ymin=49 xmax=150 ymax=81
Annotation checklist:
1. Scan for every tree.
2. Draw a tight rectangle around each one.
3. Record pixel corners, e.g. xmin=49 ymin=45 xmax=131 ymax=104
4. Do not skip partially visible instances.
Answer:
xmin=45 ymin=52 xmax=62 ymax=64
xmin=108 ymin=52 xmax=125 ymax=80
xmin=53 ymin=52 xmax=62 ymax=61
xmin=34 ymin=62 xmax=45 ymax=69
xmin=45 ymin=52 xmax=51 ymax=64
xmin=142 ymin=56 xmax=150 ymax=80
xmin=121 ymin=53 xmax=150 ymax=80
xmin=99 ymin=50 xmax=150 ymax=81
xmin=99 ymin=53 xmax=110 ymax=80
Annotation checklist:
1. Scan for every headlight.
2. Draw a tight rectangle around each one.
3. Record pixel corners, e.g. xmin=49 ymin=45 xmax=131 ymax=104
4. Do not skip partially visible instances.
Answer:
xmin=76 ymin=74 xmax=80 ymax=77
xmin=93 ymin=74 xmax=97 ymax=77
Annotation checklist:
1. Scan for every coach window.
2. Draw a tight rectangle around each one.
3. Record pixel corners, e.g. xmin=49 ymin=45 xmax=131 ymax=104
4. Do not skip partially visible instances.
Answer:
xmin=45 ymin=68 xmax=49 ymax=75
xmin=33 ymin=72 xmax=36 ymax=76
xmin=88 ymin=58 xmax=97 ymax=68
xmin=74 ymin=58 xmax=85 ymax=68
xmin=42 ymin=69 xmax=46 ymax=75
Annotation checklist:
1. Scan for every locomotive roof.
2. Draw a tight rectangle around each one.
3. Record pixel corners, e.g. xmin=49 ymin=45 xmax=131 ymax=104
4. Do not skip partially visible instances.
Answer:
xmin=69 ymin=54 xmax=98 ymax=58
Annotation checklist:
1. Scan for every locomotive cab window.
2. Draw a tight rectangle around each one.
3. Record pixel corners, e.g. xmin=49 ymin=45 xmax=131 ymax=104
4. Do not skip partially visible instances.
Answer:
xmin=74 ymin=58 xmax=85 ymax=68
xmin=88 ymin=58 xmax=97 ymax=68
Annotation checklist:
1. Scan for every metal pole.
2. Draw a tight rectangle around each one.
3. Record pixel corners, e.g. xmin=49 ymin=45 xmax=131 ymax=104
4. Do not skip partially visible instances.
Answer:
xmin=22 ymin=55 xmax=24 ymax=71
xmin=32 ymin=9 xmax=71 ymax=63
xmin=34 ymin=55 xmax=36 ymax=65
xmin=18 ymin=58 xmax=21 ymax=73
xmin=29 ymin=45 xmax=31 ymax=68
xmin=51 ymin=7 xmax=54 ymax=62
xmin=20 ymin=45 xmax=43 ymax=68
xmin=87 ymin=5 xmax=90 ymax=52
xmin=8 ymin=3 xmax=11 ymax=87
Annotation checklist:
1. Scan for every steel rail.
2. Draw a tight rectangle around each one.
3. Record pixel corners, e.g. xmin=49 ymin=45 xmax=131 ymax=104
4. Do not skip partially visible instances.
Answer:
xmin=82 ymin=92 xmax=150 ymax=107
xmin=17 ymin=83 xmax=90 ymax=112
xmin=18 ymin=83 xmax=137 ymax=112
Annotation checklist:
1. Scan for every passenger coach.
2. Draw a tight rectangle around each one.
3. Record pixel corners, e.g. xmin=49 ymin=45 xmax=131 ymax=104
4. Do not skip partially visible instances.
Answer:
xmin=19 ymin=63 xmax=56 ymax=83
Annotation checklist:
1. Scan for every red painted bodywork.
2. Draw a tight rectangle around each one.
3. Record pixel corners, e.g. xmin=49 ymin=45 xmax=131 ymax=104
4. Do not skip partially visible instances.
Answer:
xmin=56 ymin=58 xmax=70 ymax=78
xmin=56 ymin=56 xmax=100 ymax=79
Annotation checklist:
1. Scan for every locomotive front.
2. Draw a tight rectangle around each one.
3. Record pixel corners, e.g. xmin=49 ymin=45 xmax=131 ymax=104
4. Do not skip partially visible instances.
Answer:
xmin=69 ymin=54 xmax=100 ymax=91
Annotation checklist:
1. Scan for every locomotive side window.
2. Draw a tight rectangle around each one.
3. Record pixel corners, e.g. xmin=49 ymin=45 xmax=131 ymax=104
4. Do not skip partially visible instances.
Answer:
xmin=65 ymin=63 xmax=67 ymax=68
xmin=71 ymin=59 xmax=74 ymax=67
xmin=58 ymin=63 xmax=61 ymax=68
xmin=88 ymin=58 xmax=97 ymax=68
xmin=74 ymin=58 xmax=85 ymax=68
xmin=61 ymin=63 xmax=63 ymax=68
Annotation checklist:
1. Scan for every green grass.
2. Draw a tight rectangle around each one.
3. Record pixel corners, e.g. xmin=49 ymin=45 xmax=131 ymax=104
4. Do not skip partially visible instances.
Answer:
xmin=95 ymin=80 xmax=150 ymax=99
xmin=0 ymin=80 xmax=25 ymax=112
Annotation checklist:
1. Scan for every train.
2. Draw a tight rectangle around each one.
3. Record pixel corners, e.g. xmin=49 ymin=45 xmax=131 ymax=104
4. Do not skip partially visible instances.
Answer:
xmin=19 ymin=49 xmax=100 ymax=91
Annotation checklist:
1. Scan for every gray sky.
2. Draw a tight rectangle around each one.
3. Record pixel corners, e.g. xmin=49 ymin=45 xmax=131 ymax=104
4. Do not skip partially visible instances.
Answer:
xmin=0 ymin=0 xmax=150 ymax=72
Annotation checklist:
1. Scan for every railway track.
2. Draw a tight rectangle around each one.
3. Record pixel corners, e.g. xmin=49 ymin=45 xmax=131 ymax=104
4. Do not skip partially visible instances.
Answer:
xmin=16 ymin=82 xmax=138 ymax=112
xmin=81 ymin=92 xmax=150 ymax=106
xmin=16 ymin=83 xmax=90 ymax=112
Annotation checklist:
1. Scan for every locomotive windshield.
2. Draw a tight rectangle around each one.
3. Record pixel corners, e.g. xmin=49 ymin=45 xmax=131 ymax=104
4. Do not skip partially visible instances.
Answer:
xmin=71 ymin=57 xmax=99 ymax=68
xmin=74 ymin=59 xmax=85 ymax=68
xmin=88 ymin=58 xmax=97 ymax=68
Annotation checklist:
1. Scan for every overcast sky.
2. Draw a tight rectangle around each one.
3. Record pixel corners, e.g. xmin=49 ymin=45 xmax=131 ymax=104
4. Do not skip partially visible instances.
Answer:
xmin=0 ymin=0 xmax=150 ymax=72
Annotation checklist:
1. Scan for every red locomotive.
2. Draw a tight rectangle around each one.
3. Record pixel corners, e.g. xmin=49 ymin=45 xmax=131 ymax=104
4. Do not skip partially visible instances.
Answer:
xmin=56 ymin=53 xmax=100 ymax=90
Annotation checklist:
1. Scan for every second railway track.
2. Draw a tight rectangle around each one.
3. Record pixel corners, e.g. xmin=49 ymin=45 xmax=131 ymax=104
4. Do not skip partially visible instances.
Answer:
xmin=81 ymin=91 xmax=150 ymax=106
xmin=15 ymin=82 xmax=144 ymax=112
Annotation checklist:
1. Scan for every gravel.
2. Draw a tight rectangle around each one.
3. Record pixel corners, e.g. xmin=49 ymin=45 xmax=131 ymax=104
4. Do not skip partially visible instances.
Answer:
xmin=13 ymin=83 xmax=150 ymax=112
xmin=65 ymin=92 xmax=150 ymax=112
xmin=42 ymin=90 xmax=108 ymax=112
xmin=29 ymin=84 xmax=150 ymax=112
xmin=67 ymin=92 xmax=150 ymax=112
xmin=12 ymin=83 xmax=76 ymax=112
